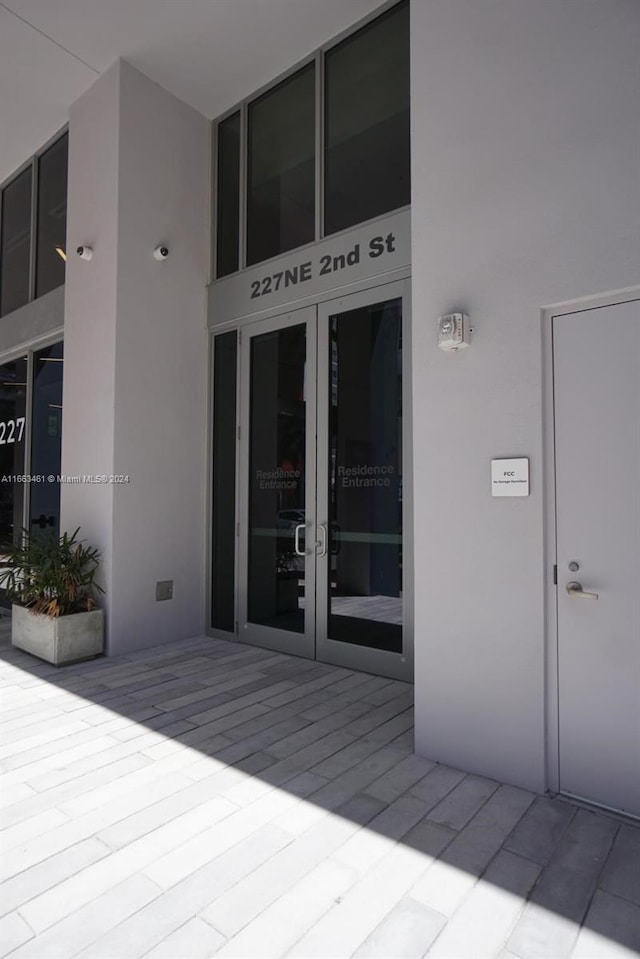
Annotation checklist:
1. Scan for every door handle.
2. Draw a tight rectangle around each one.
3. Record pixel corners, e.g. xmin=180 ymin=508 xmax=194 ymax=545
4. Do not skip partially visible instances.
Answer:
xmin=566 ymin=581 xmax=599 ymax=600
xmin=294 ymin=524 xmax=306 ymax=557
xmin=316 ymin=524 xmax=327 ymax=557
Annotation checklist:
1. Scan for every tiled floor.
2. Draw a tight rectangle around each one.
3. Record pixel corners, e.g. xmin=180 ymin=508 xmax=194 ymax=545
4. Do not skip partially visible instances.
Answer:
xmin=1 ymin=621 xmax=638 ymax=959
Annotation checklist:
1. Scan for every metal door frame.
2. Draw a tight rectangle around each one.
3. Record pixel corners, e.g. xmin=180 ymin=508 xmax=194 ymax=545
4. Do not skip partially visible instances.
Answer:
xmin=542 ymin=285 xmax=640 ymax=799
xmin=231 ymin=278 xmax=412 ymax=680
xmin=315 ymin=279 xmax=413 ymax=681
xmin=237 ymin=305 xmax=317 ymax=659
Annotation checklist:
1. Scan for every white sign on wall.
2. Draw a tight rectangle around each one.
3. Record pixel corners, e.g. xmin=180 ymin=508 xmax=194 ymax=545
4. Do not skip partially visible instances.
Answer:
xmin=491 ymin=458 xmax=529 ymax=497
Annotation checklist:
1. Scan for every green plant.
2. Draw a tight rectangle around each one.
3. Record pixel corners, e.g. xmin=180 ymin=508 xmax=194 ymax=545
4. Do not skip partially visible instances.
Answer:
xmin=0 ymin=527 xmax=103 ymax=617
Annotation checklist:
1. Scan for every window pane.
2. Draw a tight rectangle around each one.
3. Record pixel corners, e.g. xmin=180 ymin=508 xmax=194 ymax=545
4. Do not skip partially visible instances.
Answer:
xmin=216 ymin=113 xmax=240 ymax=278
xmin=1 ymin=168 xmax=32 ymax=316
xmin=324 ymin=0 xmax=410 ymax=235
xmin=211 ymin=331 xmax=237 ymax=631
xmin=248 ymin=324 xmax=306 ymax=633
xmin=36 ymin=134 xmax=68 ymax=298
xmin=30 ymin=343 xmax=63 ymax=540
xmin=0 ymin=357 xmax=27 ymax=554
xmin=328 ymin=300 xmax=403 ymax=653
xmin=247 ymin=64 xmax=315 ymax=266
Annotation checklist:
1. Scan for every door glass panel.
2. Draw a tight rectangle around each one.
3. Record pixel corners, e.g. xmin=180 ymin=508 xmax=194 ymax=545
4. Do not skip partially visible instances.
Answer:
xmin=211 ymin=331 xmax=237 ymax=630
xmin=247 ymin=64 xmax=315 ymax=266
xmin=324 ymin=0 xmax=410 ymax=236
xmin=327 ymin=299 xmax=402 ymax=652
xmin=248 ymin=324 xmax=306 ymax=632
xmin=1 ymin=167 xmax=32 ymax=317
xmin=30 ymin=343 xmax=63 ymax=538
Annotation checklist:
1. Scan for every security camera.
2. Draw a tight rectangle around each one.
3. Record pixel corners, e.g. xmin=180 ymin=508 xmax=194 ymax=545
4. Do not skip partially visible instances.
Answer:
xmin=76 ymin=245 xmax=93 ymax=261
xmin=154 ymin=245 xmax=169 ymax=261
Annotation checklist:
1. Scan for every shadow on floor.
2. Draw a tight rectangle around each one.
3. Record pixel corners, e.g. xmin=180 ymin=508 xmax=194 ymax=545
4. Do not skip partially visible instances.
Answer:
xmin=1 ymin=622 xmax=638 ymax=958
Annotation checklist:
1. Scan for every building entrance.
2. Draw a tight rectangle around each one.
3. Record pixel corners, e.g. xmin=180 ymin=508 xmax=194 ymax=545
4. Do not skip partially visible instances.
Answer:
xmin=0 ymin=340 xmax=64 ymax=608
xmin=211 ymin=279 xmax=411 ymax=681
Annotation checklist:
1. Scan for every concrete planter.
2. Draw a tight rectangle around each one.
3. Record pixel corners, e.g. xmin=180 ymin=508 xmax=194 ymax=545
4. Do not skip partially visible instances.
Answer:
xmin=11 ymin=605 xmax=104 ymax=666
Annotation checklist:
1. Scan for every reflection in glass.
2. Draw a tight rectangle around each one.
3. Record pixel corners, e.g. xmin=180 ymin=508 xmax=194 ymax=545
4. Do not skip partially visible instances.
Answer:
xmin=247 ymin=64 xmax=315 ymax=266
xmin=211 ymin=332 xmax=237 ymax=630
xmin=327 ymin=299 xmax=402 ymax=652
xmin=324 ymin=0 xmax=410 ymax=235
xmin=248 ymin=324 xmax=306 ymax=632
xmin=1 ymin=168 xmax=32 ymax=317
xmin=216 ymin=113 xmax=240 ymax=278
xmin=36 ymin=134 xmax=68 ymax=298
xmin=0 ymin=357 xmax=28 ymax=607
xmin=30 ymin=343 xmax=63 ymax=539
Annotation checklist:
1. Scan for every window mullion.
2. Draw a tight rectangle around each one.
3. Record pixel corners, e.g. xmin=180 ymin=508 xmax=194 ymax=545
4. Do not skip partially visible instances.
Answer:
xmin=28 ymin=158 xmax=37 ymax=303
xmin=239 ymin=103 xmax=247 ymax=272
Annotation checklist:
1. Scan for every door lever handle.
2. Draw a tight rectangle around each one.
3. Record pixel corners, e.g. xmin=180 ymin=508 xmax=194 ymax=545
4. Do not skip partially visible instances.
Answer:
xmin=566 ymin=581 xmax=599 ymax=600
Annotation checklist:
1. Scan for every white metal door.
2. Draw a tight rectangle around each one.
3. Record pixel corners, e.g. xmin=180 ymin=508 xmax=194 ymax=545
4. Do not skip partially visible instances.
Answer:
xmin=553 ymin=299 xmax=640 ymax=817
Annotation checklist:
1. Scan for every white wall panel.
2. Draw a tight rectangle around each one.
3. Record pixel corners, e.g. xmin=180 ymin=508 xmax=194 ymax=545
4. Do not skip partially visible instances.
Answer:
xmin=410 ymin=0 xmax=640 ymax=790
xmin=62 ymin=60 xmax=209 ymax=654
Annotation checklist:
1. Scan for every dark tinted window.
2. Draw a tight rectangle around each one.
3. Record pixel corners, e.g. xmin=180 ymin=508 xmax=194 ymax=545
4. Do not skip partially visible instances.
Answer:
xmin=248 ymin=324 xmax=306 ymax=632
xmin=216 ymin=113 xmax=240 ymax=278
xmin=0 ymin=357 xmax=27 ymax=556
xmin=324 ymin=0 xmax=410 ymax=235
xmin=211 ymin=331 xmax=237 ymax=630
xmin=1 ymin=168 xmax=32 ymax=316
xmin=327 ymin=299 xmax=403 ymax=653
xmin=30 ymin=343 xmax=63 ymax=540
xmin=247 ymin=64 xmax=315 ymax=266
xmin=36 ymin=135 xmax=68 ymax=298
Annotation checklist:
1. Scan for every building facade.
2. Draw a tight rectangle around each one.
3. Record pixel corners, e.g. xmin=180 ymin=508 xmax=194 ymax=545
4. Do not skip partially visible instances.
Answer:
xmin=0 ymin=0 xmax=638 ymax=817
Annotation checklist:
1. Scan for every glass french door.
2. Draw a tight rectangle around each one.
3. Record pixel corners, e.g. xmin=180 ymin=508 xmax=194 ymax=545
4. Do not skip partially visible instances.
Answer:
xmin=238 ymin=281 xmax=410 ymax=680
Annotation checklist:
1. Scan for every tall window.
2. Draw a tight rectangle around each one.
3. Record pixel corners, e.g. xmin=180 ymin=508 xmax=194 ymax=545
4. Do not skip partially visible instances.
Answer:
xmin=0 ymin=168 xmax=32 ymax=316
xmin=0 ymin=131 xmax=68 ymax=318
xmin=211 ymin=331 xmax=238 ymax=630
xmin=0 ymin=357 xmax=28 ymax=551
xmin=247 ymin=64 xmax=316 ymax=266
xmin=216 ymin=113 xmax=241 ymax=278
xmin=29 ymin=343 xmax=64 ymax=540
xmin=214 ymin=0 xmax=409 ymax=277
xmin=36 ymin=135 xmax=69 ymax=298
xmin=324 ymin=1 xmax=410 ymax=235
xmin=0 ymin=343 xmax=64 ymax=610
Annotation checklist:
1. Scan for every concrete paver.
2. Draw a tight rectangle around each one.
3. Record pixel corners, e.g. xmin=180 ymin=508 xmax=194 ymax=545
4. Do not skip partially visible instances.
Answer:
xmin=1 ymin=622 xmax=638 ymax=959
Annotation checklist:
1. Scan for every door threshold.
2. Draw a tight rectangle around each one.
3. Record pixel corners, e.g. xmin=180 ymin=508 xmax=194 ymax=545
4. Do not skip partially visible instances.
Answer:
xmin=553 ymin=790 xmax=640 ymax=826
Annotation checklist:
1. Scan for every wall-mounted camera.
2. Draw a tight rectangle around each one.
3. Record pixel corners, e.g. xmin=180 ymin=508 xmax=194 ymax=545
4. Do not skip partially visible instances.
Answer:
xmin=76 ymin=245 xmax=93 ymax=261
xmin=154 ymin=245 xmax=169 ymax=261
